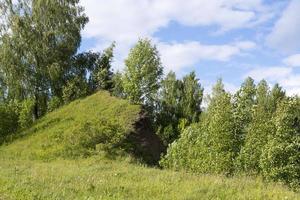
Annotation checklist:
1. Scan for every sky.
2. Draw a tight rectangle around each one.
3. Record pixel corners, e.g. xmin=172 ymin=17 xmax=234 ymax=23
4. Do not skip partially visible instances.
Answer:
xmin=79 ymin=0 xmax=300 ymax=96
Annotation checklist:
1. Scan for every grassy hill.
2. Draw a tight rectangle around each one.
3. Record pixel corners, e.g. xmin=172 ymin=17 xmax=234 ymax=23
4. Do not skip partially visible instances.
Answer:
xmin=0 ymin=92 xmax=299 ymax=199
xmin=0 ymin=91 xmax=163 ymax=163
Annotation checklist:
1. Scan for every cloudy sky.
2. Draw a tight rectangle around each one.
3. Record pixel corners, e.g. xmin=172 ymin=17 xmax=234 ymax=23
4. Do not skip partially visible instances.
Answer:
xmin=79 ymin=0 xmax=300 ymax=95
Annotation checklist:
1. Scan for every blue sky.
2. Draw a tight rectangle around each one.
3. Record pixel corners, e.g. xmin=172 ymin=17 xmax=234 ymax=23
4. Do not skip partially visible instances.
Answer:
xmin=80 ymin=0 xmax=300 ymax=96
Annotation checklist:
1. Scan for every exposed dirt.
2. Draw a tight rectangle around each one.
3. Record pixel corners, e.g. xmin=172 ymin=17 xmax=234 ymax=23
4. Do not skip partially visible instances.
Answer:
xmin=126 ymin=111 xmax=166 ymax=166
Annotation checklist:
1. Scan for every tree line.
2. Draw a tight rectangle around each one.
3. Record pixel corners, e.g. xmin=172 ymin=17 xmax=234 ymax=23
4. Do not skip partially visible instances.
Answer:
xmin=0 ymin=0 xmax=299 ymax=190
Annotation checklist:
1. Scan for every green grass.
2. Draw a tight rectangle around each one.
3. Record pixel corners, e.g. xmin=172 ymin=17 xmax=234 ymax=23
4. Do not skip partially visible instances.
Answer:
xmin=0 ymin=92 xmax=299 ymax=199
xmin=0 ymin=91 xmax=141 ymax=160
xmin=0 ymin=157 xmax=299 ymax=200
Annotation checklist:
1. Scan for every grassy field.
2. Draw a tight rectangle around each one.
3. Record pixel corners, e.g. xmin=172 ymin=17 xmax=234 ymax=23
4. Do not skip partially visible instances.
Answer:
xmin=0 ymin=92 xmax=299 ymax=199
xmin=1 ymin=157 xmax=299 ymax=200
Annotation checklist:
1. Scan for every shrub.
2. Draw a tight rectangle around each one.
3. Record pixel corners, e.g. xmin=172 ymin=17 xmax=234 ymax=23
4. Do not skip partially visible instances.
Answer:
xmin=0 ymin=101 xmax=19 ymax=142
xmin=48 ymin=96 xmax=62 ymax=112
xmin=62 ymin=118 xmax=126 ymax=158
xmin=160 ymin=123 xmax=206 ymax=172
xmin=63 ymin=77 xmax=89 ymax=103
xmin=18 ymin=99 xmax=35 ymax=129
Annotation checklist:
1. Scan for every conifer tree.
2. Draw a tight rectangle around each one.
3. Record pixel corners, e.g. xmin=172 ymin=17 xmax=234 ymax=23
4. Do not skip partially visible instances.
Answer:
xmin=156 ymin=71 xmax=182 ymax=144
xmin=156 ymin=71 xmax=203 ymax=145
xmin=269 ymin=83 xmax=286 ymax=114
xmin=111 ymin=71 xmax=125 ymax=98
xmin=180 ymin=71 xmax=204 ymax=124
xmin=90 ymin=43 xmax=115 ymax=91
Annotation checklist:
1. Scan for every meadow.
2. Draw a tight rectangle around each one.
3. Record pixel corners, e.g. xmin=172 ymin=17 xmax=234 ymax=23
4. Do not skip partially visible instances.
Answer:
xmin=1 ymin=157 xmax=299 ymax=200
xmin=0 ymin=92 xmax=299 ymax=199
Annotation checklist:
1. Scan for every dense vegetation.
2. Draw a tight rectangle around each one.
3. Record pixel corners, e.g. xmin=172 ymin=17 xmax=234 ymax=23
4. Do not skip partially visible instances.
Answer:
xmin=161 ymin=80 xmax=300 ymax=189
xmin=0 ymin=0 xmax=299 ymax=197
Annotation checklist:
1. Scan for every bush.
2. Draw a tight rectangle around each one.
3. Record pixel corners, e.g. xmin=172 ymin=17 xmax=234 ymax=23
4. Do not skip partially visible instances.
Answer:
xmin=160 ymin=123 xmax=206 ymax=172
xmin=63 ymin=119 xmax=126 ymax=158
xmin=63 ymin=77 xmax=89 ymax=103
xmin=0 ymin=101 xmax=19 ymax=142
xmin=48 ymin=96 xmax=62 ymax=112
xmin=18 ymin=99 xmax=35 ymax=129
xmin=156 ymin=124 xmax=177 ymax=147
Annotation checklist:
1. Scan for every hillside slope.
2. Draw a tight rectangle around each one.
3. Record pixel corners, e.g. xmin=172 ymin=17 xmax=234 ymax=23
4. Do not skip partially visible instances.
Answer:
xmin=0 ymin=91 xmax=163 ymax=164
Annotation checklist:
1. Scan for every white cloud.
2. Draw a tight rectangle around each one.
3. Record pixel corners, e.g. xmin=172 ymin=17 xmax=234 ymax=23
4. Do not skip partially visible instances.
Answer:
xmin=245 ymin=66 xmax=300 ymax=96
xmin=283 ymin=54 xmax=300 ymax=67
xmin=245 ymin=67 xmax=292 ymax=81
xmin=80 ymin=0 xmax=298 ymax=95
xmin=266 ymin=0 xmax=300 ymax=52
xmin=80 ymin=0 xmax=270 ymax=72
xmin=81 ymin=0 xmax=269 ymax=43
xmin=81 ymin=0 xmax=168 ymax=43
xmin=279 ymin=74 xmax=300 ymax=87
xmin=285 ymin=87 xmax=300 ymax=96
xmin=158 ymin=41 xmax=256 ymax=72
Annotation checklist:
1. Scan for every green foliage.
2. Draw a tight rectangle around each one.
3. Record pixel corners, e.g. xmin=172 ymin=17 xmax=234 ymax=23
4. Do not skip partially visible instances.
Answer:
xmin=156 ymin=71 xmax=182 ymax=145
xmin=59 ymin=118 xmax=126 ymax=158
xmin=161 ymin=80 xmax=237 ymax=175
xmin=0 ymin=101 xmax=19 ymax=141
xmin=18 ymin=98 xmax=35 ymax=129
xmin=160 ymin=123 xmax=204 ymax=172
xmin=123 ymin=38 xmax=163 ymax=111
xmin=260 ymin=98 xmax=300 ymax=189
xmin=156 ymin=71 xmax=203 ymax=145
xmin=62 ymin=76 xmax=89 ymax=103
xmin=204 ymin=80 xmax=237 ymax=174
xmin=47 ymin=96 xmax=62 ymax=112
xmin=180 ymin=71 xmax=203 ymax=123
xmin=236 ymin=109 xmax=273 ymax=173
xmin=0 ymin=0 xmax=88 ymax=119
xmin=269 ymin=83 xmax=286 ymax=113
xmin=0 ymin=71 xmax=6 ymax=102
xmin=237 ymin=80 xmax=272 ymax=173
xmin=111 ymin=71 xmax=125 ymax=98
xmin=1 ymin=98 xmax=36 ymax=141
xmin=89 ymin=43 xmax=115 ymax=91
xmin=233 ymin=77 xmax=256 ymax=147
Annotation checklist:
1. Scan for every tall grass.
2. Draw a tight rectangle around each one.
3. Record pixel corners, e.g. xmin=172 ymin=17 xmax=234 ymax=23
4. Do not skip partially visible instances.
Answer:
xmin=0 ymin=157 xmax=299 ymax=200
